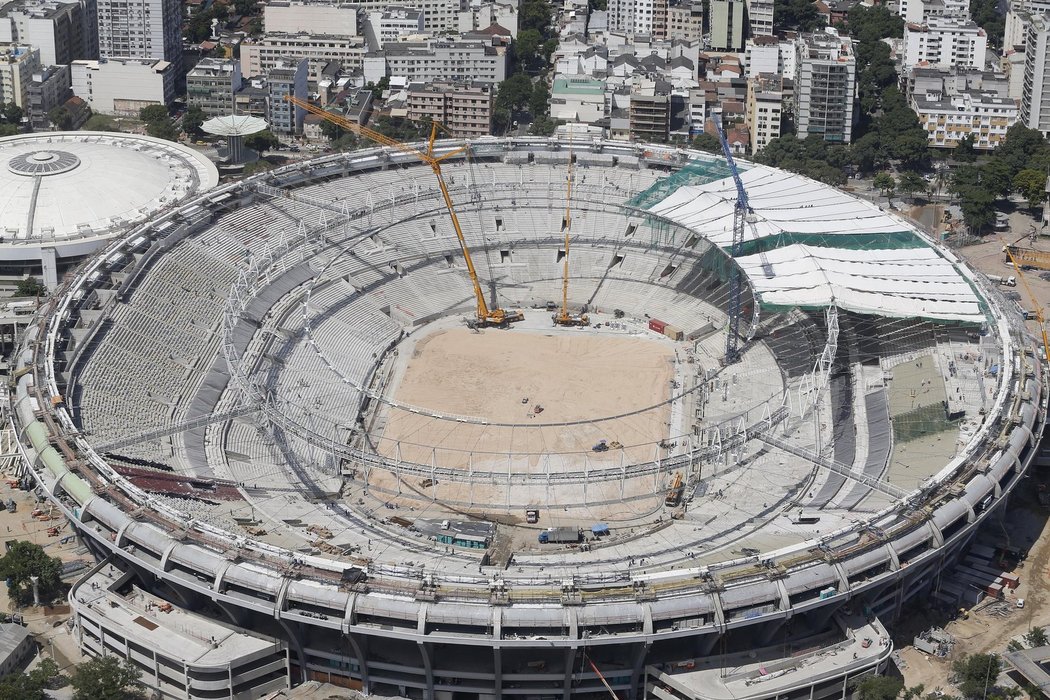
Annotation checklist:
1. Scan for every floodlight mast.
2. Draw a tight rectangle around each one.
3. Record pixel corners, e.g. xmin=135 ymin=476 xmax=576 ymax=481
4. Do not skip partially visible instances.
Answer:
xmin=715 ymin=118 xmax=752 ymax=365
xmin=285 ymin=96 xmax=522 ymax=327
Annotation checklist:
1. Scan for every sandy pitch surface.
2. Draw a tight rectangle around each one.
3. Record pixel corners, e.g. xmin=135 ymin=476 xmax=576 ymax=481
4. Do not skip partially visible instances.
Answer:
xmin=376 ymin=328 xmax=675 ymax=470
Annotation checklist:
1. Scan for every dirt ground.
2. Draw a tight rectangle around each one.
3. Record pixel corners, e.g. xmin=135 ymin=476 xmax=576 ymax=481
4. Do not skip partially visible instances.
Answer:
xmin=0 ymin=476 xmax=86 ymax=677
xmin=376 ymin=328 xmax=675 ymax=470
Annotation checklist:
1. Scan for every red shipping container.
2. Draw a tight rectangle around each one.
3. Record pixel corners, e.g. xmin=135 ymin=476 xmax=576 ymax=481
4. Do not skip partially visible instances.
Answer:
xmin=648 ymin=319 xmax=667 ymax=333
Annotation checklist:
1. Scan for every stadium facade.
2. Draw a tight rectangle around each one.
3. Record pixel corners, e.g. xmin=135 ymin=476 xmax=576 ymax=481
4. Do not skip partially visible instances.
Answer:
xmin=7 ymin=137 xmax=1047 ymax=700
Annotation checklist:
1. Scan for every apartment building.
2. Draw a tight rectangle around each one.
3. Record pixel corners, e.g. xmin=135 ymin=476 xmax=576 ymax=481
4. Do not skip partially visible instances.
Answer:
xmin=745 ymin=0 xmax=775 ymax=38
xmin=263 ymin=0 xmax=358 ymax=37
xmin=747 ymin=73 xmax=784 ymax=153
xmin=96 ymin=0 xmax=181 ymax=78
xmin=0 ymin=44 xmax=39 ymax=107
xmin=26 ymin=63 xmax=70 ymax=128
xmin=240 ymin=34 xmax=366 ymax=79
xmin=666 ymin=1 xmax=703 ymax=41
xmin=406 ymin=81 xmax=493 ymax=137
xmin=186 ymin=58 xmax=242 ymax=116
xmin=607 ymin=0 xmax=669 ymax=36
xmin=363 ymin=39 xmax=508 ymax=84
xmin=904 ymin=18 xmax=988 ymax=70
xmin=70 ymin=57 xmax=174 ymax=114
xmin=372 ymin=7 xmax=424 ymax=49
xmin=709 ymin=0 xmax=745 ymax=51
xmin=913 ymin=89 xmax=1016 ymax=149
xmin=0 ymin=0 xmax=96 ymax=66
xmin=628 ymin=81 xmax=670 ymax=141
xmin=794 ymin=28 xmax=856 ymax=143
xmin=267 ymin=56 xmax=308 ymax=134
xmin=456 ymin=0 xmax=518 ymax=38
xmin=1022 ymin=14 xmax=1050 ymax=134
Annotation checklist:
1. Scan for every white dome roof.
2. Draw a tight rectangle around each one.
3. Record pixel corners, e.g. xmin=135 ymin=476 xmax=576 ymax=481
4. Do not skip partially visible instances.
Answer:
xmin=0 ymin=132 xmax=219 ymax=249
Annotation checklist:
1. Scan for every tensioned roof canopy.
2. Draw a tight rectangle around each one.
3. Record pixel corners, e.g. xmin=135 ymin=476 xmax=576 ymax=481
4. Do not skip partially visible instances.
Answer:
xmin=646 ymin=162 xmax=984 ymax=324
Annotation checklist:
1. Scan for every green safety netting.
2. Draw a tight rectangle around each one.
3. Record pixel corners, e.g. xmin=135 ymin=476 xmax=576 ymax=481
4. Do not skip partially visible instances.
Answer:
xmin=628 ymin=157 xmax=738 ymax=210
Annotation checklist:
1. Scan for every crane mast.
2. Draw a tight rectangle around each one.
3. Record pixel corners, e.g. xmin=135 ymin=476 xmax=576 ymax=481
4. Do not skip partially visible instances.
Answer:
xmin=1002 ymin=243 xmax=1050 ymax=364
xmin=285 ymin=96 xmax=523 ymax=327
xmin=553 ymin=138 xmax=589 ymax=327
xmin=715 ymin=119 xmax=751 ymax=364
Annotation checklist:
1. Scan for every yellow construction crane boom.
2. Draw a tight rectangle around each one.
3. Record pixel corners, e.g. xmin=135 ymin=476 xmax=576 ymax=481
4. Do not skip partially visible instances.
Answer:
xmin=553 ymin=138 xmax=588 ymax=327
xmin=285 ymin=96 xmax=522 ymax=327
xmin=1002 ymin=243 xmax=1050 ymax=363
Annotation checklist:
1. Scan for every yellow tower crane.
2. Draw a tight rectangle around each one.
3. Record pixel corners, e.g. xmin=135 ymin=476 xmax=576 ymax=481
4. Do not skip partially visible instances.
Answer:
xmin=286 ymin=96 xmax=523 ymax=327
xmin=552 ymin=137 xmax=589 ymax=327
xmin=1002 ymin=243 xmax=1050 ymax=363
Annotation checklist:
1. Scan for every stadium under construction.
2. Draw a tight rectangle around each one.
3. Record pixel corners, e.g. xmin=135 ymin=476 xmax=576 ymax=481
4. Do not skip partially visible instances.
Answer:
xmin=5 ymin=135 xmax=1048 ymax=700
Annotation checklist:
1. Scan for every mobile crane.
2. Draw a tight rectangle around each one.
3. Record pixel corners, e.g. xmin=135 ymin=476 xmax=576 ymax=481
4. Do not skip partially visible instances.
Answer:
xmin=285 ymin=96 xmax=523 ymax=327
xmin=553 ymin=137 xmax=589 ymax=327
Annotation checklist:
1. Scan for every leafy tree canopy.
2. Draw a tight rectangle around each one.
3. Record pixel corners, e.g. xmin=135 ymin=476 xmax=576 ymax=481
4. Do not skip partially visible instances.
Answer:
xmin=14 ymin=276 xmax=45 ymax=298
xmin=0 ymin=540 xmax=62 ymax=605
xmin=951 ymin=653 xmax=1003 ymax=700
xmin=70 ymin=655 xmax=142 ymax=700
xmin=138 ymin=104 xmax=169 ymax=124
xmin=0 ymin=657 xmax=60 ymax=700
xmin=852 ymin=675 xmax=904 ymax=700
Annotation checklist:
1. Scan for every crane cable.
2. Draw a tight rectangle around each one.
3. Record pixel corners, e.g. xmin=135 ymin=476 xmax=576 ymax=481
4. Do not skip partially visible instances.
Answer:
xmin=583 ymin=650 xmax=621 ymax=700
xmin=464 ymin=146 xmax=499 ymax=311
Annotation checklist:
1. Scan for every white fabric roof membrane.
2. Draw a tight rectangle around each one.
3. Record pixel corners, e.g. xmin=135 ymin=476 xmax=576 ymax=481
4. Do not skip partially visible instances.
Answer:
xmin=647 ymin=164 xmax=984 ymax=323
xmin=648 ymin=166 xmax=908 ymax=248
xmin=738 ymin=245 xmax=985 ymax=322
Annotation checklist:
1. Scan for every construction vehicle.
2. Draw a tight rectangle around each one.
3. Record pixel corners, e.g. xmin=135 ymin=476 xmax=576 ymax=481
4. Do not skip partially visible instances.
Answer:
xmin=1002 ymin=243 xmax=1050 ymax=362
xmin=552 ymin=137 xmax=589 ymax=327
xmin=285 ymin=96 xmax=523 ymax=328
xmin=665 ymin=472 xmax=684 ymax=507
xmin=525 ymin=507 xmax=540 ymax=524
xmin=592 ymin=439 xmax=609 ymax=453
xmin=538 ymin=527 xmax=581 ymax=544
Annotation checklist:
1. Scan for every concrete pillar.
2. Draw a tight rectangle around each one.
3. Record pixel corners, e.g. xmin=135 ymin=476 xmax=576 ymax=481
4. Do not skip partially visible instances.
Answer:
xmin=39 ymin=248 xmax=58 ymax=290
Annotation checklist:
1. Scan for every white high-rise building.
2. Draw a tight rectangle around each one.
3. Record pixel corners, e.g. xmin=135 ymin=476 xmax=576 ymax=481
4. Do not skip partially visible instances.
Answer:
xmin=794 ymin=28 xmax=856 ymax=143
xmin=903 ymin=17 xmax=987 ymax=71
xmin=1022 ymin=14 xmax=1050 ymax=134
xmin=709 ymin=0 xmax=745 ymax=51
xmin=745 ymin=0 xmax=774 ymax=38
xmin=607 ymin=0 xmax=669 ymax=36
xmin=96 ymin=0 xmax=181 ymax=77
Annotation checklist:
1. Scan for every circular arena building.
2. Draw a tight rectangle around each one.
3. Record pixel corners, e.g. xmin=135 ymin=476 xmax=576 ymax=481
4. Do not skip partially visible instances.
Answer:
xmin=0 ymin=131 xmax=218 ymax=288
xmin=9 ymin=138 xmax=1047 ymax=700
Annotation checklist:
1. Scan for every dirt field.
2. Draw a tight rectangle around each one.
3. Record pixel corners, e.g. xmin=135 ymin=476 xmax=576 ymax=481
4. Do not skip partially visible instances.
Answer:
xmin=375 ymin=327 xmax=676 ymax=470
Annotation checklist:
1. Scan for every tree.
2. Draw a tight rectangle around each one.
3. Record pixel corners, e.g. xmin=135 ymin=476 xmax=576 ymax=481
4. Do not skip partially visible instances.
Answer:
xmin=14 ymin=276 xmax=45 ymax=298
xmin=775 ymin=0 xmax=825 ymax=32
xmin=48 ymin=106 xmax=74 ymax=130
xmin=955 ymin=134 xmax=978 ymax=162
xmin=138 ymin=104 xmax=169 ymax=124
xmin=897 ymin=171 xmax=927 ymax=202
xmin=70 ymin=655 xmax=142 ymax=700
xmin=496 ymin=72 xmax=533 ymax=113
xmin=529 ymin=80 xmax=550 ymax=119
xmin=0 ymin=540 xmax=62 ymax=605
xmin=1014 ymin=168 xmax=1047 ymax=209
xmin=2 ymin=103 xmax=22 ymax=125
xmin=0 ymin=124 xmax=17 ymax=137
xmin=1007 ymin=639 xmax=1024 ymax=652
xmin=183 ymin=105 xmax=206 ymax=139
xmin=529 ymin=115 xmax=558 ymax=135
xmin=853 ymin=675 xmax=904 ymax=700
xmin=245 ymin=129 xmax=280 ymax=153
xmin=952 ymin=653 xmax=1003 ymax=699
xmin=0 ymin=657 xmax=59 ymax=700
xmin=145 ymin=118 xmax=179 ymax=142
xmin=520 ymin=0 xmax=553 ymax=34
xmin=516 ymin=28 xmax=542 ymax=68
xmin=694 ymin=132 xmax=721 ymax=154
xmin=1025 ymin=626 xmax=1049 ymax=648
xmin=958 ymin=186 xmax=996 ymax=233
xmin=320 ymin=117 xmax=347 ymax=141
xmin=874 ymin=172 xmax=896 ymax=200
xmin=366 ymin=76 xmax=389 ymax=100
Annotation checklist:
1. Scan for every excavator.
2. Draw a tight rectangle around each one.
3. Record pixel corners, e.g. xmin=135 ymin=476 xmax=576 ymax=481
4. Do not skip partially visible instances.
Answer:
xmin=552 ymin=137 xmax=589 ymax=327
xmin=285 ymin=96 xmax=523 ymax=328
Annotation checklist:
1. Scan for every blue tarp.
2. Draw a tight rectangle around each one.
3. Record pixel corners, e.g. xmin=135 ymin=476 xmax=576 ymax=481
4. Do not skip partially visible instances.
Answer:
xmin=591 ymin=523 xmax=610 ymax=535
